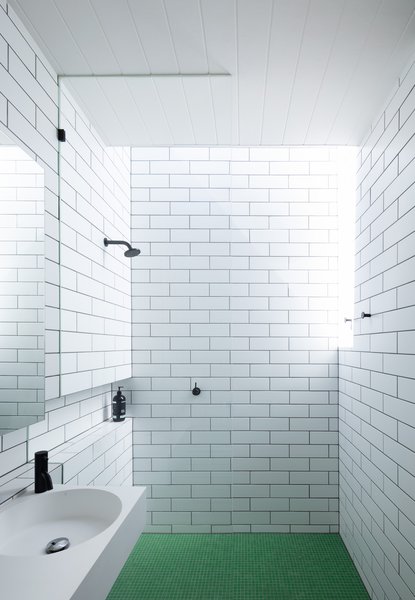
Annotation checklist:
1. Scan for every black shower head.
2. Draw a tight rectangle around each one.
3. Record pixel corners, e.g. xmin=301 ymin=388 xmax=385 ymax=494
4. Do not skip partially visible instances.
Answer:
xmin=104 ymin=238 xmax=141 ymax=258
xmin=124 ymin=247 xmax=141 ymax=258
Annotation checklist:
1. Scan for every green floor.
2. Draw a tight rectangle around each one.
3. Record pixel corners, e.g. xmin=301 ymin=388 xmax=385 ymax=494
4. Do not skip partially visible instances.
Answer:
xmin=107 ymin=534 xmax=369 ymax=600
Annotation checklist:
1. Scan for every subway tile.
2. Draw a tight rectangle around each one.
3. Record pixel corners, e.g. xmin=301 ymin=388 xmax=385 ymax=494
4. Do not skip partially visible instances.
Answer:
xmin=338 ymin=56 xmax=415 ymax=593
xmin=127 ymin=137 xmax=382 ymax=536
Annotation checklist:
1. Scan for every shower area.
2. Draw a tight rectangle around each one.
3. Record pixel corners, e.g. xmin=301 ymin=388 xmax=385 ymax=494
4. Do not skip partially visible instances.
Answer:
xmin=127 ymin=145 xmax=352 ymax=534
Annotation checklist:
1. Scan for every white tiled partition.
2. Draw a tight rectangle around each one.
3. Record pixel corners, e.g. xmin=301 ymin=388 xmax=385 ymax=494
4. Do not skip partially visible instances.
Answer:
xmin=59 ymin=83 xmax=132 ymax=396
xmin=339 ymin=57 xmax=415 ymax=600
xmin=130 ymin=146 xmax=342 ymax=532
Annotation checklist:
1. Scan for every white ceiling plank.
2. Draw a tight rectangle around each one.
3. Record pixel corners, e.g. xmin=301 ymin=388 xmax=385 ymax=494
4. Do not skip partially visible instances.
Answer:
xmin=64 ymin=78 xmax=130 ymax=145
xmin=126 ymin=0 xmax=178 ymax=73
xmin=237 ymin=0 xmax=273 ymax=145
xmin=201 ymin=0 xmax=238 ymax=143
xmin=200 ymin=0 xmax=236 ymax=74
xmin=89 ymin=0 xmax=150 ymax=74
xmin=95 ymin=78 xmax=153 ymax=146
xmin=163 ymin=0 xmax=209 ymax=73
xmin=210 ymin=75 xmax=233 ymax=145
xmin=261 ymin=0 xmax=309 ymax=145
xmin=154 ymin=77 xmax=195 ymax=144
xmin=53 ymin=0 xmax=120 ymax=74
xmin=283 ymin=0 xmax=345 ymax=144
xmin=328 ymin=0 xmax=415 ymax=144
xmin=124 ymin=78 xmax=174 ymax=146
xmin=10 ymin=0 xmax=415 ymax=146
xmin=304 ymin=0 xmax=381 ymax=145
xmin=182 ymin=77 xmax=218 ymax=144
xmin=12 ymin=0 xmax=90 ymax=73
xmin=200 ymin=0 xmax=237 ymax=76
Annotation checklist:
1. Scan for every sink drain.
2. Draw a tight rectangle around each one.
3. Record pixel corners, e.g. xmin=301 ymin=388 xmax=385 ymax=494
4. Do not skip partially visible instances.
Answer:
xmin=45 ymin=537 xmax=70 ymax=554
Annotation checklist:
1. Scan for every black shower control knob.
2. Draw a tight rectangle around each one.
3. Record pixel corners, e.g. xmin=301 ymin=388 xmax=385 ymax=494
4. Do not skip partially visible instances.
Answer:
xmin=192 ymin=384 xmax=201 ymax=396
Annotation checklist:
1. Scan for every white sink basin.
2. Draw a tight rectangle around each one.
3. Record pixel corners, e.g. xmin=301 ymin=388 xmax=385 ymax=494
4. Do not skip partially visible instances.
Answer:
xmin=0 ymin=488 xmax=122 ymax=557
xmin=0 ymin=484 xmax=146 ymax=600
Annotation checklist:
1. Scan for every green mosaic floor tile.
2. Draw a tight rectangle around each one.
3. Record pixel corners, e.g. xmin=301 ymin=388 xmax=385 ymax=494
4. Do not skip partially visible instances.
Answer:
xmin=107 ymin=534 xmax=370 ymax=600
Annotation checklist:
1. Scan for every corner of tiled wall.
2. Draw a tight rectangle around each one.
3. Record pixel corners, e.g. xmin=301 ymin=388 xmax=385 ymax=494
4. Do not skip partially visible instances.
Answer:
xmin=339 ymin=55 xmax=415 ymax=600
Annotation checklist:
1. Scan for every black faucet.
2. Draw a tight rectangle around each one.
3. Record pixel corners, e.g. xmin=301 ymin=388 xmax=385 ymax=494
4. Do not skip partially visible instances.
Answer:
xmin=34 ymin=450 xmax=53 ymax=493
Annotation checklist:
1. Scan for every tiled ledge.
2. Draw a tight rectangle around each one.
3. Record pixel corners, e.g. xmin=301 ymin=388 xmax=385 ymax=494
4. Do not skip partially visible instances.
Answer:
xmin=50 ymin=418 xmax=132 ymax=485
xmin=0 ymin=419 xmax=132 ymax=506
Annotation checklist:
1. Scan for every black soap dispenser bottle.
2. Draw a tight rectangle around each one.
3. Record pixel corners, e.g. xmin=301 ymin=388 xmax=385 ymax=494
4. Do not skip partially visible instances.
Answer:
xmin=112 ymin=386 xmax=126 ymax=422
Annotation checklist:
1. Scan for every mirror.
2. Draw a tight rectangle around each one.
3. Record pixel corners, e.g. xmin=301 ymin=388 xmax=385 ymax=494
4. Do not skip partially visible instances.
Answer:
xmin=0 ymin=127 xmax=45 ymax=435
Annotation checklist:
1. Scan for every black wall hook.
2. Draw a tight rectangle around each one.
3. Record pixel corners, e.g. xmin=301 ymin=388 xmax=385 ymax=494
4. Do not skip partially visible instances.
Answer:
xmin=361 ymin=312 xmax=371 ymax=319
xmin=192 ymin=383 xmax=201 ymax=396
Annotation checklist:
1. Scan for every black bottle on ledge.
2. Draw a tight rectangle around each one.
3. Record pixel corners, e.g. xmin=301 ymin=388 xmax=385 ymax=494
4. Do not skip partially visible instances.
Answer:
xmin=112 ymin=386 xmax=126 ymax=422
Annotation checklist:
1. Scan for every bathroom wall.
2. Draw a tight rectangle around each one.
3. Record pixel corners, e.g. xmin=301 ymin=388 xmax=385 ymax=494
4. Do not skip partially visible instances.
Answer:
xmin=0 ymin=3 xmax=132 ymax=481
xmin=0 ymin=1 xmax=59 ymax=402
xmin=129 ymin=146 xmax=342 ymax=532
xmin=49 ymin=418 xmax=132 ymax=488
xmin=58 ymin=84 xmax=131 ymax=397
xmin=0 ymin=383 xmax=110 ymax=477
xmin=0 ymin=395 xmax=133 ymax=496
xmin=339 ymin=56 xmax=415 ymax=600
xmin=0 ymin=147 xmax=44 ymax=433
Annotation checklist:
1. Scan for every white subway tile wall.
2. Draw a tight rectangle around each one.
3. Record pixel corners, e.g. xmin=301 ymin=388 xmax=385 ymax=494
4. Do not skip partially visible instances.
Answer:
xmin=0 ymin=147 xmax=44 ymax=432
xmin=0 ymin=3 xmax=59 ymax=402
xmin=0 ymin=383 xmax=113 ymax=477
xmin=59 ymin=84 xmax=131 ymax=397
xmin=0 ymin=4 xmax=132 ymax=482
xmin=130 ymin=146 xmax=340 ymax=533
xmin=339 ymin=57 xmax=415 ymax=600
xmin=50 ymin=419 xmax=132 ymax=487
xmin=0 ymin=418 xmax=132 ymax=505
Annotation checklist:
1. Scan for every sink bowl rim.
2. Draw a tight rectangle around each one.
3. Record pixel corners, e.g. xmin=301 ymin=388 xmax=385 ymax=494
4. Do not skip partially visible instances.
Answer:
xmin=0 ymin=486 xmax=124 ymax=558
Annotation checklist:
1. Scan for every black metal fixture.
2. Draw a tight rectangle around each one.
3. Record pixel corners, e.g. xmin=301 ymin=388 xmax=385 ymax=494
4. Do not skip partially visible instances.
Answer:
xmin=34 ymin=450 xmax=53 ymax=493
xmin=104 ymin=237 xmax=141 ymax=258
xmin=361 ymin=312 xmax=371 ymax=319
xmin=57 ymin=128 xmax=66 ymax=142
xmin=192 ymin=383 xmax=201 ymax=396
xmin=344 ymin=317 xmax=352 ymax=329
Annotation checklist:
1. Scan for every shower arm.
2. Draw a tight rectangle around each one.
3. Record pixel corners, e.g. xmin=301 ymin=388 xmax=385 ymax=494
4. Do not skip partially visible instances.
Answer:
xmin=104 ymin=238 xmax=133 ymax=251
